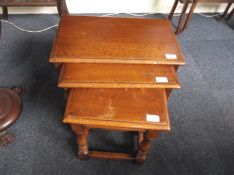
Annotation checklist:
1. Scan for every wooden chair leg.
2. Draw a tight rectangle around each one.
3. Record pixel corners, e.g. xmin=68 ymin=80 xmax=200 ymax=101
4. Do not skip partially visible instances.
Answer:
xmin=168 ymin=0 xmax=179 ymax=21
xmin=176 ymin=0 xmax=189 ymax=34
xmin=56 ymin=0 xmax=69 ymax=16
xmin=221 ymin=2 xmax=232 ymax=18
xmin=183 ymin=0 xmax=198 ymax=31
xmin=71 ymin=125 xmax=89 ymax=160
xmin=135 ymin=131 xmax=160 ymax=165
xmin=2 ymin=6 xmax=8 ymax=19
xmin=225 ymin=6 xmax=234 ymax=21
xmin=0 ymin=20 xmax=1 ymax=39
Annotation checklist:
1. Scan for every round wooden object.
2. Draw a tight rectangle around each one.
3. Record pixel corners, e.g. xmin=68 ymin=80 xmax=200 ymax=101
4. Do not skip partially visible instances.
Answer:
xmin=0 ymin=88 xmax=22 ymax=132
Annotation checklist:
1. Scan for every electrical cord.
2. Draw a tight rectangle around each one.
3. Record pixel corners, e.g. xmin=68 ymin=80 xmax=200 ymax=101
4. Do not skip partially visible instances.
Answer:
xmin=197 ymin=13 xmax=222 ymax=17
xmin=0 ymin=12 xmax=222 ymax=33
xmin=1 ymin=19 xmax=58 ymax=33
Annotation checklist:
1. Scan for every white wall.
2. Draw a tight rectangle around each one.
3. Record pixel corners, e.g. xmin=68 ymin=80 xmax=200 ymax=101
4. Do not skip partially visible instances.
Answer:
xmin=0 ymin=0 xmax=229 ymax=14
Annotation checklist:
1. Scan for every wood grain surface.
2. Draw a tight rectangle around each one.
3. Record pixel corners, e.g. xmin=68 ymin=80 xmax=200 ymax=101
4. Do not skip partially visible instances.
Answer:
xmin=50 ymin=15 xmax=185 ymax=65
xmin=64 ymin=88 xmax=170 ymax=131
xmin=58 ymin=63 xmax=180 ymax=88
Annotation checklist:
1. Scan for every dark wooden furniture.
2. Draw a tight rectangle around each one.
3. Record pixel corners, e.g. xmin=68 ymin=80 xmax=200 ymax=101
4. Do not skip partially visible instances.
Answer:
xmin=168 ymin=0 xmax=233 ymax=34
xmin=0 ymin=87 xmax=23 ymax=146
xmin=0 ymin=0 xmax=68 ymax=19
xmin=221 ymin=2 xmax=234 ymax=20
xmin=50 ymin=15 xmax=185 ymax=164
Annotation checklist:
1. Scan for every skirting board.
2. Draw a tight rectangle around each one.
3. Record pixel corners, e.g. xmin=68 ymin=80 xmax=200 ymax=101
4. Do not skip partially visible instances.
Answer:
xmin=0 ymin=3 xmax=230 ymax=14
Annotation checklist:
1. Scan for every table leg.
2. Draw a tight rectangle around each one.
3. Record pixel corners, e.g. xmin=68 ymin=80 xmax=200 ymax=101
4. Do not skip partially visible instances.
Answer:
xmin=225 ymin=6 xmax=234 ymax=21
xmin=166 ymin=65 xmax=179 ymax=99
xmin=183 ymin=0 xmax=198 ymax=31
xmin=135 ymin=131 xmax=160 ymax=165
xmin=0 ymin=19 xmax=1 ymax=39
xmin=166 ymin=89 xmax=172 ymax=99
xmin=64 ymin=88 xmax=70 ymax=101
xmin=168 ymin=0 xmax=179 ymax=21
xmin=176 ymin=0 xmax=189 ymax=34
xmin=56 ymin=0 xmax=69 ymax=16
xmin=71 ymin=125 xmax=89 ymax=160
xmin=54 ymin=63 xmax=62 ymax=70
xmin=2 ymin=6 xmax=8 ymax=19
xmin=138 ymin=131 xmax=144 ymax=148
xmin=221 ymin=2 xmax=232 ymax=18
xmin=174 ymin=65 xmax=179 ymax=72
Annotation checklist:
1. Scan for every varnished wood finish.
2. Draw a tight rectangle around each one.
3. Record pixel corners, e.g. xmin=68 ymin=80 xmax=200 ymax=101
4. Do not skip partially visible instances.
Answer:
xmin=169 ymin=0 xmax=233 ymax=34
xmin=138 ymin=131 xmax=144 ymax=148
xmin=136 ymin=131 xmax=160 ymax=165
xmin=64 ymin=88 xmax=170 ymax=131
xmin=71 ymin=125 xmax=89 ymax=160
xmin=0 ymin=0 xmax=68 ymax=19
xmin=50 ymin=16 xmax=185 ymax=65
xmin=183 ymin=0 xmax=198 ymax=30
xmin=59 ymin=63 xmax=180 ymax=89
xmin=70 ymin=124 xmax=161 ymax=162
xmin=0 ymin=88 xmax=22 ymax=132
xmin=221 ymin=2 xmax=232 ymax=18
xmin=168 ymin=0 xmax=179 ymax=20
xmin=176 ymin=0 xmax=189 ymax=34
xmin=89 ymin=151 xmax=135 ymax=160
xmin=225 ymin=4 xmax=234 ymax=20
xmin=0 ymin=87 xmax=23 ymax=146
xmin=51 ymin=15 xmax=185 ymax=164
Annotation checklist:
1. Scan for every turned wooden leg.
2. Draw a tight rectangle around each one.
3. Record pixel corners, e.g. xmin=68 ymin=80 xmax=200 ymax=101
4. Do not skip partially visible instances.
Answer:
xmin=174 ymin=65 xmax=179 ymax=72
xmin=71 ymin=125 xmax=89 ymax=160
xmin=138 ymin=131 xmax=144 ymax=148
xmin=166 ymin=89 xmax=172 ymax=100
xmin=64 ymin=88 xmax=70 ymax=100
xmin=54 ymin=63 xmax=62 ymax=71
xmin=135 ymin=131 xmax=160 ymax=165
xmin=183 ymin=0 xmax=198 ymax=31
xmin=176 ymin=0 xmax=189 ymax=34
xmin=2 ymin=6 xmax=8 ymax=19
xmin=168 ymin=0 xmax=179 ymax=20
xmin=53 ymin=63 xmax=62 ymax=78
xmin=77 ymin=127 xmax=89 ymax=160
xmin=226 ymin=6 xmax=234 ymax=21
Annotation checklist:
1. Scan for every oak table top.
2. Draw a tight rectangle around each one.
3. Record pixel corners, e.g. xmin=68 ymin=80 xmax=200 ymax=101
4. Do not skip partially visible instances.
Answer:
xmin=59 ymin=63 xmax=180 ymax=89
xmin=64 ymin=88 xmax=170 ymax=131
xmin=50 ymin=15 xmax=185 ymax=65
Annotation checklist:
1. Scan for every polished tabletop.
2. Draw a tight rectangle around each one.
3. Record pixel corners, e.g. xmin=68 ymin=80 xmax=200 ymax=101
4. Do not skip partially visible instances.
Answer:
xmin=50 ymin=15 xmax=185 ymax=65
xmin=59 ymin=63 xmax=180 ymax=89
xmin=64 ymin=88 xmax=170 ymax=131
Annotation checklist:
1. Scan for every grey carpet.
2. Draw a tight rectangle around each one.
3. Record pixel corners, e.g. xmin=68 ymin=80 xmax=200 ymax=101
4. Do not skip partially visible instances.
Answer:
xmin=0 ymin=14 xmax=234 ymax=175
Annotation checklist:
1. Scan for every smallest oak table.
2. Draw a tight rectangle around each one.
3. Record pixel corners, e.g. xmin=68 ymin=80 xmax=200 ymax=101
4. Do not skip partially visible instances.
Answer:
xmin=50 ymin=15 xmax=185 ymax=164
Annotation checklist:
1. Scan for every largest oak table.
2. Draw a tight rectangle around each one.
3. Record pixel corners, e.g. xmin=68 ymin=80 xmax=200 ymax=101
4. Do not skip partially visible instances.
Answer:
xmin=50 ymin=15 xmax=185 ymax=164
